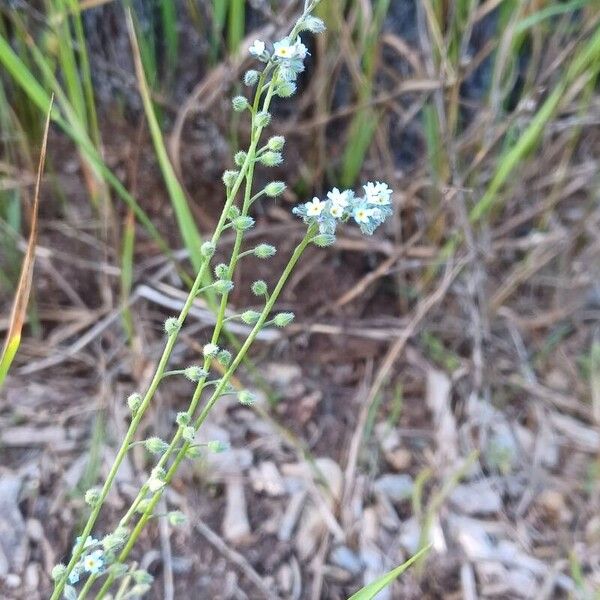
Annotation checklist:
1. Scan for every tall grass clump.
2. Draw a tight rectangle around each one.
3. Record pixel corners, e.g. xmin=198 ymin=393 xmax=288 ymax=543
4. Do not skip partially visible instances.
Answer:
xmin=49 ymin=3 xmax=395 ymax=598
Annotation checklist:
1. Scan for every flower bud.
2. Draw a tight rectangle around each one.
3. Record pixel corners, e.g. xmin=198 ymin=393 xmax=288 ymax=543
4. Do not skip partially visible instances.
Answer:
xmin=251 ymin=280 xmax=268 ymax=296
xmin=108 ymin=563 xmax=128 ymax=577
xmin=222 ymin=170 xmax=239 ymax=187
xmin=185 ymin=445 xmax=202 ymax=459
xmin=267 ymin=135 xmax=285 ymax=151
xmin=312 ymin=233 xmax=336 ymax=247
xmin=127 ymin=392 xmax=142 ymax=412
xmin=182 ymin=426 xmax=196 ymax=442
xmin=203 ymin=343 xmax=219 ymax=358
xmin=301 ymin=15 xmax=326 ymax=33
xmin=200 ymin=241 xmax=215 ymax=258
xmin=273 ymin=312 xmax=295 ymax=327
xmin=145 ymin=437 xmax=169 ymax=456
xmin=234 ymin=151 xmax=247 ymax=166
xmin=207 ymin=440 xmax=230 ymax=453
xmin=176 ymin=412 xmax=190 ymax=427
xmin=276 ymin=81 xmax=296 ymax=97
xmin=244 ymin=69 xmax=259 ymax=86
xmin=241 ymin=310 xmax=261 ymax=325
xmin=133 ymin=570 xmax=154 ymax=585
xmin=84 ymin=487 xmax=101 ymax=506
xmin=214 ymin=263 xmax=228 ymax=278
xmin=167 ymin=511 xmax=187 ymax=526
xmin=213 ymin=279 xmax=234 ymax=294
xmin=227 ymin=205 xmax=241 ymax=220
xmin=264 ymin=181 xmax=286 ymax=197
xmin=258 ymin=151 xmax=283 ymax=167
xmin=233 ymin=216 xmax=255 ymax=231
xmin=136 ymin=499 xmax=152 ymax=513
xmin=147 ymin=476 xmax=165 ymax=493
xmin=232 ymin=95 xmax=249 ymax=112
xmin=51 ymin=564 xmax=67 ymax=581
xmin=238 ymin=390 xmax=256 ymax=405
xmin=256 ymin=110 xmax=271 ymax=127
xmin=217 ymin=349 xmax=232 ymax=366
xmin=164 ymin=317 xmax=180 ymax=336
xmin=183 ymin=365 xmax=208 ymax=382
xmin=254 ymin=243 xmax=277 ymax=258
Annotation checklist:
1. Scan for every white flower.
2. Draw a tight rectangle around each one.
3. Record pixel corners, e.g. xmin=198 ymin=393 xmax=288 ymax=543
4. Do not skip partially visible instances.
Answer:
xmin=329 ymin=204 xmax=344 ymax=218
xmin=306 ymin=197 xmax=326 ymax=216
xmin=249 ymin=40 xmax=266 ymax=57
xmin=82 ymin=550 xmax=104 ymax=575
xmin=364 ymin=181 xmax=392 ymax=205
xmin=273 ymin=38 xmax=296 ymax=59
xmin=294 ymin=40 xmax=308 ymax=59
xmin=353 ymin=206 xmax=374 ymax=224
xmin=203 ymin=343 xmax=219 ymax=358
xmin=327 ymin=187 xmax=349 ymax=208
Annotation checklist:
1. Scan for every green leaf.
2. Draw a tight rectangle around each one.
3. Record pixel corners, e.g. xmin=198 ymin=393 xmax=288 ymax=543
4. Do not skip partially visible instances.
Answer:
xmin=347 ymin=545 xmax=430 ymax=600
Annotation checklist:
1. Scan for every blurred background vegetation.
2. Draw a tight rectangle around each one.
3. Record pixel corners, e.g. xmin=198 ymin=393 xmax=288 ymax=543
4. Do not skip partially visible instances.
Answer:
xmin=1 ymin=0 xmax=600 ymax=598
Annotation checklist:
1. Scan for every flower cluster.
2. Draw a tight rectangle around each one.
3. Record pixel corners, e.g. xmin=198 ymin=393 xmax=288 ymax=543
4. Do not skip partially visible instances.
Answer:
xmin=293 ymin=182 xmax=393 ymax=237
xmin=249 ymin=33 xmax=311 ymax=85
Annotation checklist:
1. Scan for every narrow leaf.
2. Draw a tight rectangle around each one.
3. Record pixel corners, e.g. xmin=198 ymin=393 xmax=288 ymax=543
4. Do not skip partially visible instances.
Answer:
xmin=347 ymin=545 xmax=431 ymax=600
xmin=0 ymin=97 xmax=52 ymax=389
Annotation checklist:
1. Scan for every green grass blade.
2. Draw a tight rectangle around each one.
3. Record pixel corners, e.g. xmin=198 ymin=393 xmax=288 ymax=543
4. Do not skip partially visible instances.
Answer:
xmin=126 ymin=9 xmax=206 ymax=272
xmin=515 ymin=0 xmax=593 ymax=33
xmin=160 ymin=0 xmax=178 ymax=77
xmin=228 ymin=0 xmax=245 ymax=54
xmin=347 ymin=545 xmax=431 ymax=600
xmin=0 ymin=335 xmax=20 ymax=389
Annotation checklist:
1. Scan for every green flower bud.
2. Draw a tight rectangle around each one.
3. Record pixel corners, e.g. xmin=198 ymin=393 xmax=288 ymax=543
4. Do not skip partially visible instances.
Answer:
xmin=227 ymin=205 xmax=241 ymax=220
xmin=234 ymin=151 xmax=247 ymax=166
xmin=233 ymin=215 xmax=255 ymax=231
xmin=258 ymin=151 xmax=283 ymax=167
xmin=176 ymin=412 xmax=190 ymax=427
xmin=276 ymin=81 xmax=296 ymax=97
xmin=130 ymin=584 xmax=152 ymax=596
xmin=167 ymin=511 xmax=187 ymax=526
xmin=127 ymin=392 xmax=142 ymax=412
xmin=241 ymin=310 xmax=261 ymax=325
xmin=182 ymin=426 xmax=196 ymax=442
xmin=203 ymin=343 xmax=220 ymax=358
xmin=108 ymin=563 xmax=128 ymax=578
xmin=183 ymin=366 xmax=208 ymax=382
xmin=102 ymin=531 xmax=127 ymax=552
xmin=267 ymin=136 xmax=285 ymax=151
xmin=145 ymin=437 xmax=169 ymax=456
xmin=255 ymin=110 xmax=271 ymax=127
xmin=51 ymin=564 xmax=67 ymax=581
xmin=132 ymin=570 xmax=154 ymax=585
xmin=264 ymin=181 xmax=286 ymax=197
xmin=222 ymin=170 xmax=239 ymax=187
xmin=185 ymin=445 xmax=202 ymax=459
xmin=232 ymin=95 xmax=249 ymax=112
xmin=213 ymin=279 xmax=234 ymax=294
xmin=84 ymin=487 xmax=101 ymax=506
xmin=251 ymin=280 xmax=268 ymax=296
xmin=273 ymin=312 xmax=295 ymax=327
xmin=214 ymin=263 xmax=228 ymax=278
xmin=301 ymin=15 xmax=326 ymax=33
xmin=200 ymin=241 xmax=215 ymax=258
xmin=217 ymin=349 xmax=232 ymax=366
xmin=238 ymin=390 xmax=256 ymax=405
xmin=244 ymin=69 xmax=259 ymax=86
xmin=254 ymin=243 xmax=277 ymax=258
xmin=164 ymin=317 xmax=180 ymax=336
xmin=207 ymin=440 xmax=230 ymax=453
xmin=312 ymin=233 xmax=336 ymax=247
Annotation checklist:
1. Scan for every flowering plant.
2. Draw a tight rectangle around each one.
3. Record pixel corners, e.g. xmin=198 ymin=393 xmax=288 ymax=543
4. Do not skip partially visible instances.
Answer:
xmin=50 ymin=2 xmax=393 ymax=598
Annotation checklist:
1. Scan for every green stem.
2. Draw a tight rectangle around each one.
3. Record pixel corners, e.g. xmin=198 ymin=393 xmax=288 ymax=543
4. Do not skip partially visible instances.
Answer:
xmin=51 ymin=149 xmax=252 ymax=600
xmin=95 ymin=228 xmax=315 ymax=599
